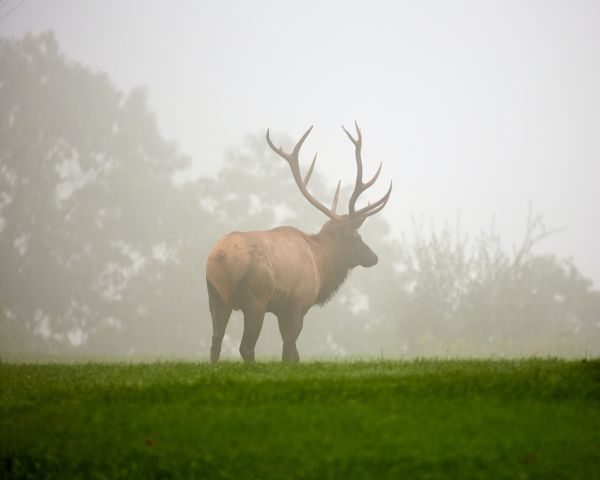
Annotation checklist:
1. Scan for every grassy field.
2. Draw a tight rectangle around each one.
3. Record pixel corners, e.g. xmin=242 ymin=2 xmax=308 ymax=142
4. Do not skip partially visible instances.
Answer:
xmin=1 ymin=359 xmax=599 ymax=479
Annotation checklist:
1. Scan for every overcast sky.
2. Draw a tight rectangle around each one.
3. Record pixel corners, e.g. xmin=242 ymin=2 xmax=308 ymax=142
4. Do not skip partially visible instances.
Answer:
xmin=2 ymin=0 xmax=599 ymax=284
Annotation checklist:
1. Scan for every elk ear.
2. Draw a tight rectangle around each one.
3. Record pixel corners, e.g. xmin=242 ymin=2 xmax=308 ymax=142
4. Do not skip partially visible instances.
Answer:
xmin=347 ymin=216 xmax=366 ymax=231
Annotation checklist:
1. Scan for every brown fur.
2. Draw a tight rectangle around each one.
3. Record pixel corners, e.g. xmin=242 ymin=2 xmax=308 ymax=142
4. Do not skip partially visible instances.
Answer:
xmin=206 ymin=218 xmax=378 ymax=363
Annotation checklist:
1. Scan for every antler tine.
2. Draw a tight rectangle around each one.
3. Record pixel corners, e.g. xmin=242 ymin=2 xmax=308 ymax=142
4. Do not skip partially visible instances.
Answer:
xmin=363 ymin=162 xmax=382 ymax=189
xmin=342 ymin=121 xmax=360 ymax=146
xmin=331 ymin=180 xmax=341 ymax=215
xmin=265 ymin=128 xmax=285 ymax=158
xmin=352 ymin=180 xmax=393 ymax=218
xmin=292 ymin=125 xmax=314 ymax=157
xmin=266 ymin=126 xmax=341 ymax=220
xmin=303 ymin=153 xmax=317 ymax=186
xmin=266 ymin=126 xmax=313 ymax=161
xmin=344 ymin=121 xmax=388 ymax=217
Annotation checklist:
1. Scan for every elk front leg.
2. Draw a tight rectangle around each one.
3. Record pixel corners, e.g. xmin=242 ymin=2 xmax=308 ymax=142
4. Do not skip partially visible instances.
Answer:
xmin=239 ymin=306 xmax=265 ymax=363
xmin=277 ymin=313 xmax=304 ymax=363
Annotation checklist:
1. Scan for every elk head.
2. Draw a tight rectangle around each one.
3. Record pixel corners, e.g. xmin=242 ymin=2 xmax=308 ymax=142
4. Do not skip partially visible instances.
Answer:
xmin=266 ymin=122 xmax=392 ymax=271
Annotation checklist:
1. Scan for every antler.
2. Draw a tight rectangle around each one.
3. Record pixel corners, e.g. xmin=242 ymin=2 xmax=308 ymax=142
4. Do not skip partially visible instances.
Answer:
xmin=266 ymin=126 xmax=342 ymax=220
xmin=266 ymin=123 xmax=391 ymax=221
xmin=343 ymin=121 xmax=392 ymax=219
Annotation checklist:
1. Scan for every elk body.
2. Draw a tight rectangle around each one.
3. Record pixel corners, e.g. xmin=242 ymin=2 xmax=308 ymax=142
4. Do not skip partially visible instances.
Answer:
xmin=206 ymin=123 xmax=392 ymax=362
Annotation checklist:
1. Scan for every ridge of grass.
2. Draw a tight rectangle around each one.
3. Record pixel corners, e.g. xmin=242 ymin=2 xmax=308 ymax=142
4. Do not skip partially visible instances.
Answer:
xmin=1 ymin=359 xmax=599 ymax=479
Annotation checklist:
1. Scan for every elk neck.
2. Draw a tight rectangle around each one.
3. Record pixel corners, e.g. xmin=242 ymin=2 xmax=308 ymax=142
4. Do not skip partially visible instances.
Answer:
xmin=309 ymin=230 xmax=352 ymax=306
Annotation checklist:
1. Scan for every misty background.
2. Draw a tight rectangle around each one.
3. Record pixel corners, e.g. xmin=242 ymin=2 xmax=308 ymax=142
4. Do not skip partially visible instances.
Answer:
xmin=1 ymin=1 xmax=599 ymax=359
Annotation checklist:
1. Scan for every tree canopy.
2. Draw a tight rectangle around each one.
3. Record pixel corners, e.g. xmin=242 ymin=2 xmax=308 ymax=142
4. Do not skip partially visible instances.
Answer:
xmin=1 ymin=33 xmax=598 ymax=359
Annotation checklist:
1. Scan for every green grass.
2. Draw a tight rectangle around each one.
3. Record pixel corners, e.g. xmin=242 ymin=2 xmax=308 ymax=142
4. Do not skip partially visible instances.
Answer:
xmin=1 ymin=359 xmax=599 ymax=479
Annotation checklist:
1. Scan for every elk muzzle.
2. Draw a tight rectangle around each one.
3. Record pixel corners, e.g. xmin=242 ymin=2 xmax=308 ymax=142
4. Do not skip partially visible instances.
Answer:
xmin=359 ymin=244 xmax=378 ymax=268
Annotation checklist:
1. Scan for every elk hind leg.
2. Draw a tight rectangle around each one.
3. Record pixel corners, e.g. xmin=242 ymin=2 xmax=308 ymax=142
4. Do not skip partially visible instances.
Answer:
xmin=278 ymin=314 xmax=304 ymax=363
xmin=207 ymin=280 xmax=232 ymax=364
xmin=239 ymin=306 xmax=266 ymax=363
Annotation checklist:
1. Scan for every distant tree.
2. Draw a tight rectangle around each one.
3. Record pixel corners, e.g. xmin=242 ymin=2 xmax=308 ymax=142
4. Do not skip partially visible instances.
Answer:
xmin=0 ymin=32 xmax=209 ymax=355
xmin=392 ymin=212 xmax=600 ymax=356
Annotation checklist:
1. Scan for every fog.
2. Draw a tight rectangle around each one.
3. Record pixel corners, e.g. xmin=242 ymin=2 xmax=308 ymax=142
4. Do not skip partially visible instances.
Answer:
xmin=1 ymin=1 xmax=599 ymax=360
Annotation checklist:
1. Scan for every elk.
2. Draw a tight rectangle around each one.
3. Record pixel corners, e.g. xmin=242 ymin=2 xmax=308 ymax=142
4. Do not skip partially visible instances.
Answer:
xmin=206 ymin=123 xmax=392 ymax=363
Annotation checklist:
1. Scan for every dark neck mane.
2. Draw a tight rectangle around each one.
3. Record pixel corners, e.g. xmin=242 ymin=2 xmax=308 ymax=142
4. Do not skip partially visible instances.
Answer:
xmin=310 ymin=233 xmax=351 ymax=306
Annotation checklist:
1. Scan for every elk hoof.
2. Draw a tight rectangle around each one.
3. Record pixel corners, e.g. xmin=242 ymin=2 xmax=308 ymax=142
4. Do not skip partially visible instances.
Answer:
xmin=239 ymin=346 xmax=255 ymax=363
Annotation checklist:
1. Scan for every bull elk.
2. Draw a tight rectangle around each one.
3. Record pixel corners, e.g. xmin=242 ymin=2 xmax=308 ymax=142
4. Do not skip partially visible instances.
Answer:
xmin=206 ymin=123 xmax=392 ymax=362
